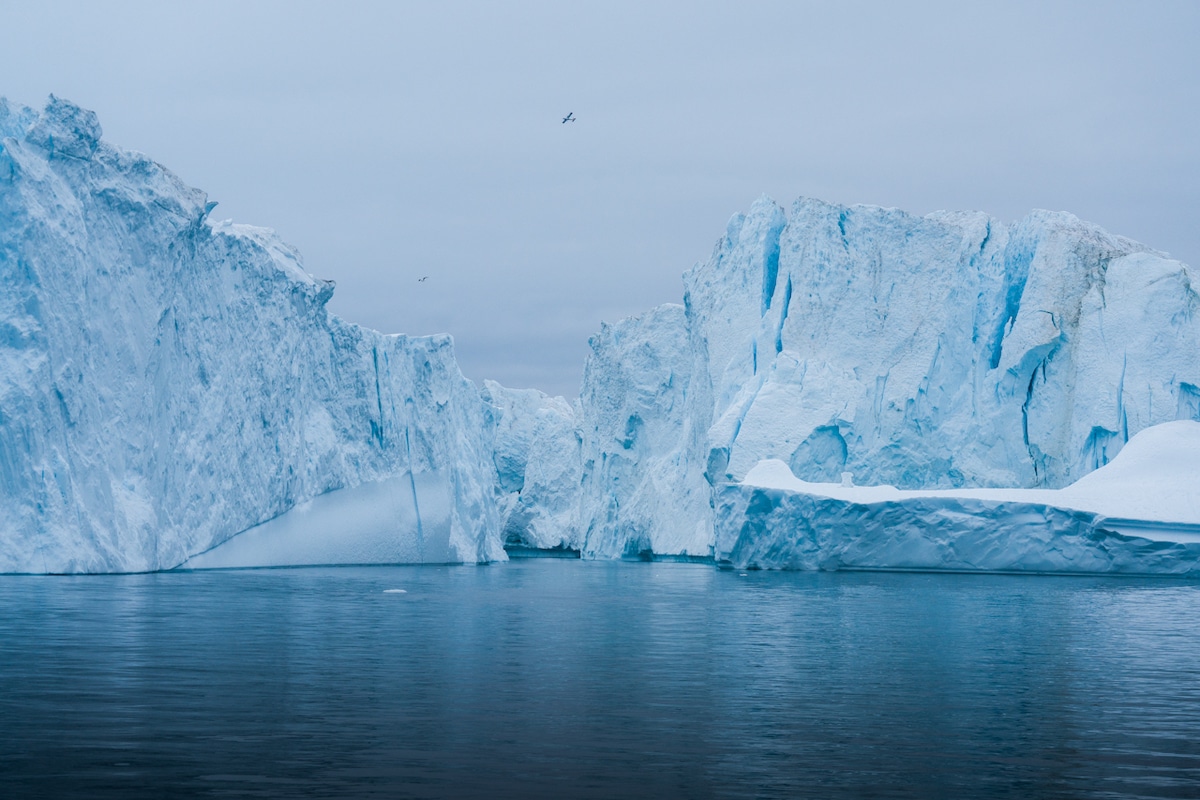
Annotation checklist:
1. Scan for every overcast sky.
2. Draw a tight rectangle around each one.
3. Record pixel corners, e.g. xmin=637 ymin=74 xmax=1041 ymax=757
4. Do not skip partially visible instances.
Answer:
xmin=2 ymin=1 xmax=1197 ymax=396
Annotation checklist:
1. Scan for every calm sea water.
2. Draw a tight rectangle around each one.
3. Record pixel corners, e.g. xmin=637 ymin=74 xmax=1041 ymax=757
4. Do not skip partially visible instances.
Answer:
xmin=2 ymin=561 xmax=1199 ymax=799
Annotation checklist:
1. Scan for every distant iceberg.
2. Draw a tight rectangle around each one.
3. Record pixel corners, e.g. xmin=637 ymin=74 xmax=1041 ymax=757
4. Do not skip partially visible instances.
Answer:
xmin=715 ymin=421 xmax=1200 ymax=573
xmin=483 ymin=380 xmax=582 ymax=552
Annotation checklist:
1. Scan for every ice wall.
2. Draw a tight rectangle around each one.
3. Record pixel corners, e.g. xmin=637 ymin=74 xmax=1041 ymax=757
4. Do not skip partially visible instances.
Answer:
xmin=0 ymin=97 xmax=502 ymax=573
xmin=575 ymin=304 xmax=712 ymax=558
xmin=544 ymin=195 xmax=1200 ymax=559
xmin=714 ymin=421 xmax=1200 ymax=574
xmin=483 ymin=380 xmax=582 ymax=550
xmin=692 ymin=197 xmax=1200 ymax=491
xmin=715 ymin=484 xmax=1200 ymax=574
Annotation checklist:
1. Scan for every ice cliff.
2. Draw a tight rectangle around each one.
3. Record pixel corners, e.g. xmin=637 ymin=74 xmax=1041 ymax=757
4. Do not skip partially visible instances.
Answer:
xmin=483 ymin=380 xmax=581 ymax=551
xmin=575 ymin=304 xmax=712 ymax=559
xmin=5 ymin=95 xmax=1198 ymax=574
xmin=692 ymin=197 xmax=1200 ymax=491
xmin=715 ymin=421 xmax=1200 ymax=573
xmin=0 ymin=97 xmax=502 ymax=573
xmin=500 ymin=197 xmax=1200 ymax=562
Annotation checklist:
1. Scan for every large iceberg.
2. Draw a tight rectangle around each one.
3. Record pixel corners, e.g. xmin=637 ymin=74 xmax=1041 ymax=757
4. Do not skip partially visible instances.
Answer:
xmin=4 ymin=95 xmax=1199 ymax=575
xmin=715 ymin=421 xmax=1200 ymax=573
xmin=689 ymin=197 xmax=1200 ymax=490
xmin=525 ymin=196 xmax=1200 ymax=562
xmin=0 ymin=97 xmax=502 ymax=573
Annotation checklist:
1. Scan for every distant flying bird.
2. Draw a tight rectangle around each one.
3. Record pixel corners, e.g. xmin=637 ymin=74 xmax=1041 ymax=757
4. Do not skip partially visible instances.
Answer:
xmin=418 ymin=276 xmax=428 ymax=282
xmin=562 ymin=112 xmax=575 ymax=124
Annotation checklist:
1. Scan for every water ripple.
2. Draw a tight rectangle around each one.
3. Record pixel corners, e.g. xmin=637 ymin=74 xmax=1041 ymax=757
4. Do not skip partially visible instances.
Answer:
xmin=1 ymin=564 xmax=1198 ymax=798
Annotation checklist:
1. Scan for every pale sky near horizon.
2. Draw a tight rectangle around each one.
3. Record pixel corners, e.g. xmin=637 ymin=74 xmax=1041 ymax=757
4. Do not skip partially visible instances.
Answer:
xmin=2 ymin=1 xmax=1197 ymax=397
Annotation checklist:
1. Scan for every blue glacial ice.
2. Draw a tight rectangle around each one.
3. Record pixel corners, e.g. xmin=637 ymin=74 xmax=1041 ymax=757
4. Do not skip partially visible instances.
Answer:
xmin=715 ymin=421 xmax=1200 ymax=573
xmin=686 ymin=197 xmax=1200 ymax=491
xmin=0 ymin=97 xmax=501 ymax=573
xmin=483 ymin=379 xmax=582 ymax=551
xmin=518 ymin=196 xmax=1200 ymax=564
xmin=4 ymin=95 xmax=1200 ymax=574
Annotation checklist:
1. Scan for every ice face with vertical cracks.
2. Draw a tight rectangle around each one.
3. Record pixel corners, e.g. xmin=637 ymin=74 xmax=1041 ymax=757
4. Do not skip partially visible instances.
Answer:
xmin=0 ymin=97 xmax=502 ymax=573
xmin=4 ymin=96 xmax=1199 ymax=572
xmin=554 ymin=196 xmax=1200 ymax=561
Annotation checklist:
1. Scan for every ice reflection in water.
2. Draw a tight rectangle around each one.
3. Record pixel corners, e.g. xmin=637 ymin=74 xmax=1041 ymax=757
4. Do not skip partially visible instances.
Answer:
xmin=1 ymin=562 xmax=1199 ymax=799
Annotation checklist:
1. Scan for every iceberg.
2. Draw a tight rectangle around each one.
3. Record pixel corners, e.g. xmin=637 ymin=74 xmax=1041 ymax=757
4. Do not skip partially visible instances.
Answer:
xmin=3 ymin=94 xmax=1198 ymax=575
xmin=575 ymin=304 xmax=712 ymax=559
xmin=689 ymin=197 xmax=1200 ymax=491
xmin=715 ymin=421 xmax=1200 ymax=573
xmin=554 ymin=196 xmax=1200 ymax=562
xmin=0 ymin=96 xmax=503 ymax=573
xmin=483 ymin=380 xmax=582 ymax=552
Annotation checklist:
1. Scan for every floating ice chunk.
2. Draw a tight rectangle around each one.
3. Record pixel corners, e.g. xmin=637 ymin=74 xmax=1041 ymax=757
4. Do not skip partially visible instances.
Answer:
xmin=717 ymin=421 xmax=1200 ymax=573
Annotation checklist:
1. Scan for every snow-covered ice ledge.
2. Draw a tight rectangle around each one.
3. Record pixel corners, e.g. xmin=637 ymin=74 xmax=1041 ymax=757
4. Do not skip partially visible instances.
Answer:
xmin=715 ymin=421 xmax=1200 ymax=574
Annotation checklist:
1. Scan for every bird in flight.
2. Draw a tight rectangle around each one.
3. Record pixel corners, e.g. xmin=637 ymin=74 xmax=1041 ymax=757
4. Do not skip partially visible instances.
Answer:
xmin=562 ymin=112 xmax=575 ymax=124
xmin=418 ymin=276 xmax=428 ymax=282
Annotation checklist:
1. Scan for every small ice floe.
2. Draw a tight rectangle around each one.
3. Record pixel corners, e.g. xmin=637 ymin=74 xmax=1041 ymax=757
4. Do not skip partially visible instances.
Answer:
xmin=382 ymin=589 xmax=407 ymax=594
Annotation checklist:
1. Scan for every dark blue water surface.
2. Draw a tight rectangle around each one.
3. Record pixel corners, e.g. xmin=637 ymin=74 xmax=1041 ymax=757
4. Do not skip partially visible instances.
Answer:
xmin=2 ymin=561 xmax=1200 ymax=799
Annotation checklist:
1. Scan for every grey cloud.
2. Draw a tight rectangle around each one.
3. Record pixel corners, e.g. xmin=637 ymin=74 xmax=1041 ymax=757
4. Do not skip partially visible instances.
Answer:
xmin=1 ymin=0 xmax=1197 ymax=397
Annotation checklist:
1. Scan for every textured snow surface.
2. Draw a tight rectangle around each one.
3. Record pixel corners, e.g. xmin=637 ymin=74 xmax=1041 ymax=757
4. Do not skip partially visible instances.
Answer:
xmin=716 ymin=421 xmax=1200 ymax=573
xmin=738 ymin=420 xmax=1200 ymax=525
xmin=0 ymin=97 xmax=502 ymax=573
